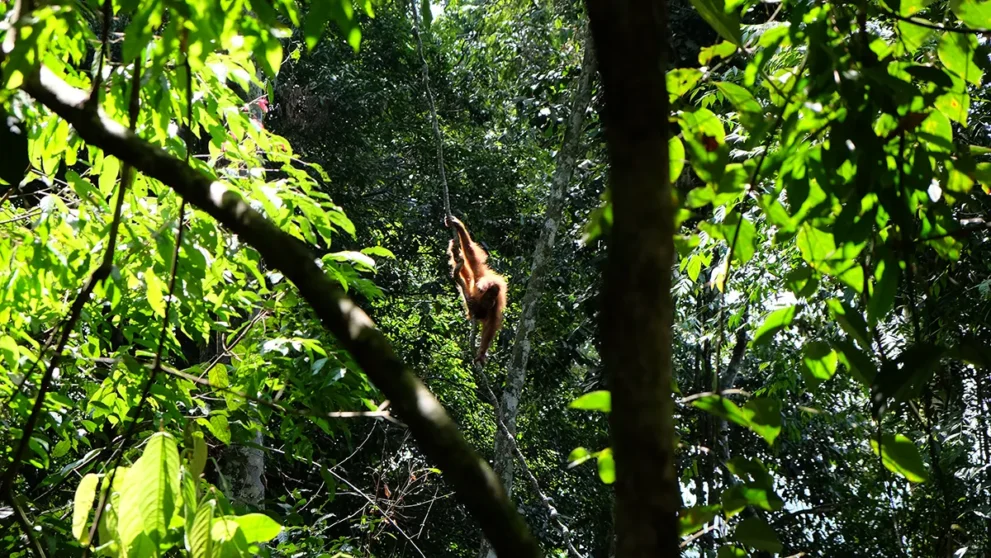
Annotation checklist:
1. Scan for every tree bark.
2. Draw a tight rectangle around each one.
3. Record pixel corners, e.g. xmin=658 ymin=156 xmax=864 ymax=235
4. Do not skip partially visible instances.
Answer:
xmin=480 ymin=30 xmax=596 ymax=558
xmin=585 ymin=0 xmax=679 ymax=556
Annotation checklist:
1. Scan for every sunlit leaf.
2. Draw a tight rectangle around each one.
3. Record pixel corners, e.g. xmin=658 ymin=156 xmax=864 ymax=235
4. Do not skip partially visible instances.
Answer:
xmin=190 ymin=500 xmax=215 ymax=558
xmin=570 ymin=390 xmax=611 ymax=412
xmin=232 ymin=513 xmax=282 ymax=543
xmin=870 ymin=433 xmax=930 ymax=483
xmin=118 ymin=432 xmax=181 ymax=554
xmin=949 ymin=0 xmax=991 ymax=30
xmin=938 ymin=32 xmax=983 ymax=86
xmin=699 ymin=41 xmax=737 ymax=66
xmin=802 ymin=341 xmax=838 ymax=388
xmin=597 ymin=449 xmax=615 ymax=484
xmin=670 ymin=136 xmax=686 ymax=184
xmin=72 ymin=473 xmax=100 ymax=543
xmin=752 ymin=305 xmax=798 ymax=346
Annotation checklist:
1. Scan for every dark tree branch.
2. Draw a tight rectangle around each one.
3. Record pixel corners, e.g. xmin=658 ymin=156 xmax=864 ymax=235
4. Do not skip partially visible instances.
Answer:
xmin=15 ymin=65 xmax=541 ymax=557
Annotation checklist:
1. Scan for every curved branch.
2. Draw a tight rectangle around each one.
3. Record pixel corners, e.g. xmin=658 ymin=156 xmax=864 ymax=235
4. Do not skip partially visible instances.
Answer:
xmin=17 ymin=65 xmax=542 ymax=558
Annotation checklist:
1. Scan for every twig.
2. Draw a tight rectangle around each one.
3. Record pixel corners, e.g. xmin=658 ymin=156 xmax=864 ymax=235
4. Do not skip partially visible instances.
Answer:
xmin=164 ymin=364 xmax=400 ymax=421
xmin=680 ymin=522 xmax=719 ymax=548
xmin=267 ymin=446 xmax=427 ymax=558
xmin=881 ymin=8 xmax=989 ymax=33
xmin=81 ymin=41 xmax=149 ymax=556
xmin=470 ymin=361 xmax=586 ymax=558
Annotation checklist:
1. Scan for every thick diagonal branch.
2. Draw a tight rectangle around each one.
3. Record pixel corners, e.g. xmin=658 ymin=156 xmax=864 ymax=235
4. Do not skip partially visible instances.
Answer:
xmin=17 ymin=66 xmax=541 ymax=558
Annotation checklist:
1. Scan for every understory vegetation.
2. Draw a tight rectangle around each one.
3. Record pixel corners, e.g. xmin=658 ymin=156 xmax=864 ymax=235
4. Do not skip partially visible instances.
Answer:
xmin=0 ymin=0 xmax=989 ymax=556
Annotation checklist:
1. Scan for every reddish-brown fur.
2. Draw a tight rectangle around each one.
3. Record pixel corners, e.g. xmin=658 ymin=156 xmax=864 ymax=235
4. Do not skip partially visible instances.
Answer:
xmin=445 ymin=215 xmax=507 ymax=364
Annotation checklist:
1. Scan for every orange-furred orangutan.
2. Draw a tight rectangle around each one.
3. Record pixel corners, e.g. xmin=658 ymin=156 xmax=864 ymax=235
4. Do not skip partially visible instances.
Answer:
xmin=445 ymin=215 xmax=507 ymax=364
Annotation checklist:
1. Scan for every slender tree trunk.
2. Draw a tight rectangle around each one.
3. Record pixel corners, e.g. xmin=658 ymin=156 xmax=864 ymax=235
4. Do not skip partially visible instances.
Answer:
xmin=585 ymin=1 xmax=679 ymax=556
xmin=219 ymin=75 xmax=269 ymax=511
xmin=479 ymin=31 xmax=596 ymax=558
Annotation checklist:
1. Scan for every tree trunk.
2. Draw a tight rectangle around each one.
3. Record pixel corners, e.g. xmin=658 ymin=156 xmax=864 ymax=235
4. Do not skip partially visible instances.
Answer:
xmin=219 ymin=430 xmax=267 ymax=508
xmin=585 ymin=0 xmax=679 ymax=556
xmin=479 ymin=29 xmax=596 ymax=558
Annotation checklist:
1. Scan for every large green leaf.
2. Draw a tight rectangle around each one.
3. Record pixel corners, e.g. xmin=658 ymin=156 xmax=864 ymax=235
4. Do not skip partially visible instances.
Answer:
xmin=231 ymin=513 xmax=282 ymax=543
xmin=870 ymin=433 xmax=930 ymax=483
xmin=679 ymin=505 xmax=721 ymax=536
xmin=937 ymin=32 xmax=983 ymax=86
xmin=72 ymin=473 xmax=100 ymax=543
xmin=117 ymin=432 xmax=181 ymax=555
xmin=802 ymin=341 xmax=838 ymax=388
xmin=752 ymin=305 xmax=799 ymax=346
xmin=732 ymin=517 xmax=782 ymax=553
xmin=871 ymin=343 xmax=944 ymax=414
xmin=190 ymin=500 xmax=215 ymax=558
xmin=689 ymin=0 xmax=743 ymax=45
xmin=692 ymin=396 xmax=781 ymax=445
xmin=949 ymin=0 xmax=991 ymax=31
xmin=570 ymin=390 xmax=611 ymax=412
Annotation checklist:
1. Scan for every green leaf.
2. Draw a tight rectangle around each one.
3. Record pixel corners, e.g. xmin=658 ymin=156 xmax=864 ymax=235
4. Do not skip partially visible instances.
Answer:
xmin=208 ymin=366 xmax=230 ymax=389
xmin=870 ymin=433 xmax=930 ymax=483
xmin=597 ymin=449 xmax=615 ymax=484
xmin=679 ymin=505 xmax=721 ymax=536
xmin=935 ymin=88 xmax=969 ymax=126
xmin=797 ymin=225 xmax=865 ymax=292
xmin=680 ymin=108 xmax=730 ymax=183
xmin=918 ymin=110 xmax=954 ymax=153
xmin=699 ymin=212 xmax=756 ymax=264
xmin=261 ymin=34 xmax=284 ymax=77
xmin=190 ymin=500 xmax=215 ymax=558
xmin=420 ymin=0 xmax=433 ymax=27
xmin=118 ymin=432 xmax=181 ymax=554
xmin=567 ymin=447 xmax=593 ymax=467
xmin=688 ymin=0 xmax=743 ymax=46
xmin=205 ymin=415 xmax=232 ymax=445
xmin=867 ymin=253 xmax=900 ymax=326
xmin=570 ymin=390 xmax=611 ymax=412
xmin=721 ymin=483 xmax=784 ymax=516
xmin=190 ymin=431 xmax=207 ymax=480
xmin=752 ymin=305 xmax=798 ymax=346
xmin=304 ymin=1 xmax=334 ymax=50
xmin=732 ymin=517 xmax=782 ymax=553
xmin=669 ymin=136 xmax=686 ymax=184
xmin=901 ymin=0 xmax=934 ymax=15
xmin=742 ymin=398 xmax=782 ymax=445
xmin=232 ymin=513 xmax=282 ymax=543
xmin=692 ymin=396 xmax=781 ymax=445
xmin=718 ymin=547 xmax=747 ymax=558
xmin=72 ymin=473 xmax=100 ymax=543
xmin=833 ymin=338 xmax=877 ymax=385
xmin=802 ymin=341 xmax=838 ymax=387
xmin=938 ymin=32 xmax=983 ymax=86
xmin=699 ymin=41 xmax=737 ymax=65
xmin=897 ymin=19 xmax=933 ymax=54
xmin=667 ymin=69 xmax=704 ymax=101
xmin=871 ymin=343 xmax=944 ymax=413
xmin=713 ymin=81 xmax=761 ymax=114
xmin=826 ymin=299 xmax=871 ymax=350
xmin=949 ymin=0 xmax=991 ymax=30
xmin=99 ymin=156 xmax=121 ymax=195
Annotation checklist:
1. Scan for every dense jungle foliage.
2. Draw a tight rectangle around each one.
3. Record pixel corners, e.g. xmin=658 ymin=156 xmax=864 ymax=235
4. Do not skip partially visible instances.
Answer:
xmin=0 ymin=0 xmax=989 ymax=556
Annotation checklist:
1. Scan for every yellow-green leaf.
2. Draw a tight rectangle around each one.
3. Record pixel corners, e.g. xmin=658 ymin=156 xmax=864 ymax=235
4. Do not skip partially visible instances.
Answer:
xmin=72 ymin=473 xmax=100 ymax=543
